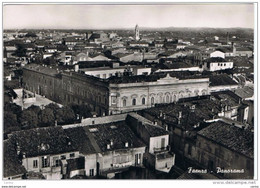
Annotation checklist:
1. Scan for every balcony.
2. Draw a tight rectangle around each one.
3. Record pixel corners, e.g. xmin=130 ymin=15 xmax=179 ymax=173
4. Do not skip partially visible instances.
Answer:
xmin=112 ymin=161 xmax=132 ymax=169
xmin=153 ymin=146 xmax=169 ymax=154
xmin=40 ymin=166 xmax=61 ymax=173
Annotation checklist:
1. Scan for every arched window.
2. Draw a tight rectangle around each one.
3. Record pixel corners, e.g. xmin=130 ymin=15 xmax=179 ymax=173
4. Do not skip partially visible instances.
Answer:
xmin=166 ymin=95 xmax=170 ymax=103
xmin=132 ymin=98 xmax=136 ymax=106
xmin=151 ymin=97 xmax=154 ymax=105
xmin=142 ymin=97 xmax=145 ymax=105
xmin=160 ymin=96 xmax=163 ymax=103
xmin=123 ymin=99 xmax=126 ymax=107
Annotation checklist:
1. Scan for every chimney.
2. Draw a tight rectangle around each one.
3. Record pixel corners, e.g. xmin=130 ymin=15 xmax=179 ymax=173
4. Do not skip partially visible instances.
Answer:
xmin=165 ymin=124 xmax=168 ymax=131
xmin=75 ymin=64 xmax=79 ymax=72
xmin=107 ymin=144 xmax=110 ymax=150
xmin=125 ymin=142 xmax=129 ymax=148
xmin=163 ymin=113 xmax=166 ymax=119
xmin=22 ymin=152 xmax=26 ymax=159
xmin=16 ymin=144 xmax=21 ymax=155
xmin=154 ymin=121 xmax=158 ymax=126
xmin=178 ymin=111 xmax=182 ymax=119
xmin=159 ymin=110 xmax=163 ymax=117
xmin=110 ymin=140 xmax=113 ymax=146
xmin=55 ymin=120 xmax=58 ymax=126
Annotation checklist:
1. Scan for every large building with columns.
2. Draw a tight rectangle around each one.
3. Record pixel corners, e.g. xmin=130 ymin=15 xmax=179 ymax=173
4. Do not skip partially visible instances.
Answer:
xmin=23 ymin=64 xmax=210 ymax=116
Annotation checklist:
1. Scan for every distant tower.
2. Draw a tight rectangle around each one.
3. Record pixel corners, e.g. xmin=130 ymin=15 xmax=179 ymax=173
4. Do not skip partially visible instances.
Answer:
xmin=135 ymin=24 xmax=140 ymax=41
xmin=226 ymin=32 xmax=229 ymax=45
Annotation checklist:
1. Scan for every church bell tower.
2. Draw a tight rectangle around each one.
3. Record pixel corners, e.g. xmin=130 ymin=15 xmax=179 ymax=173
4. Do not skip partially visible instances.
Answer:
xmin=135 ymin=24 xmax=140 ymax=41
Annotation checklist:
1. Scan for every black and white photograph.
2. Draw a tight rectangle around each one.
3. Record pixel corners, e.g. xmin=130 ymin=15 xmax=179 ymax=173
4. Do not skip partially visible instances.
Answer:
xmin=2 ymin=2 xmax=257 ymax=185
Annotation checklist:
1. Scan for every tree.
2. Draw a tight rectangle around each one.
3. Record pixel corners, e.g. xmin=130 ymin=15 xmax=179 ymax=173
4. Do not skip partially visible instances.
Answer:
xmin=13 ymin=44 xmax=27 ymax=57
xmin=70 ymin=104 xmax=92 ymax=119
xmin=20 ymin=110 xmax=38 ymax=129
xmin=56 ymin=106 xmax=76 ymax=125
xmin=38 ymin=108 xmax=55 ymax=127
xmin=4 ymin=103 xmax=22 ymax=120
xmin=4 ymin=111 xmax=21 ymax=135
xmin=27 ymin=105 xmax=41 ymax=115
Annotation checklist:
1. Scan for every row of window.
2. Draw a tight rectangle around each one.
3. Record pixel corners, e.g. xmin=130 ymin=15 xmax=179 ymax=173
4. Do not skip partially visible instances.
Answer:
xmin=32 ymin=153 xmax=75 ymax=168
xmin=118 ymin=92 xmax=206 ymax=107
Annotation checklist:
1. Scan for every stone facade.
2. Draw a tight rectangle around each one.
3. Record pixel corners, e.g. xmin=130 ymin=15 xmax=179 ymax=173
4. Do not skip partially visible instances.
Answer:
xmin=23 ymin=64 xmax=210 ymax=116
xmin=109 ymin=74 xmax=210 ymax=114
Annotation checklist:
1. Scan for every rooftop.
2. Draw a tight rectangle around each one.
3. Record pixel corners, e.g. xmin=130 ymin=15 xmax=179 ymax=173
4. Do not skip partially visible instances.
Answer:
xmin=233 ymin=86 xmax=254 ymax=99
xmin=24 ymin=64 xmax=59 ymax=76
xmin=108 ymin=71 xmax=208 ymax=84
xmin=64 ymin=127 xmax=96 ymax=155
xmin=209 ymin=74 xmax=238 ymax=86
xmin=142 ymin=98 xmax=221 ymax=132
xmin=87 ymin=121 xmax=145 ymax=152
xmin=205 ymin=57 xmax=228 ymax=63
xmin=198 ymin=121 xmax=253 ymax=159
xmin=9 ymin=126 xmax=78 ymax=158
xmin=211 ymin=90 xmax=241 ymax=107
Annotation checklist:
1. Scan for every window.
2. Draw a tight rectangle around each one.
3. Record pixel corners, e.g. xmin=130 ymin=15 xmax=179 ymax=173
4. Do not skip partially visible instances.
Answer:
xmin=89 ymin=169 xmax=94 ymax=176
xmin=70 ymin=153 xmax=75 ymax=158
xmin=166 ymin=95 xmax=170 ymax=103
xmin=61 ymin=155 xmax=66 ymax=160
xmin=41 ymin=156 xmax=50 ymax=168
xmin=53 ymin=157 xmax=60 ymax=167
xmin=132 ymin=98 xmax=136 ymax=106
xmin=142 ymin=97 xmax=145 ymax=105
xmin=111 ymin=96 xmax=116 ymax=104
xmin=33 ymin=160 xmax=38 ymax=168
xmin=151 ymin=97 xmax=154 ymax=105
xmin=123 ymin=99 xmax=126 ymax=107
xmin=103 ymin=74 xmax=106 ymax=79
xmin=109 ymin=73 xmax=113 ymax=77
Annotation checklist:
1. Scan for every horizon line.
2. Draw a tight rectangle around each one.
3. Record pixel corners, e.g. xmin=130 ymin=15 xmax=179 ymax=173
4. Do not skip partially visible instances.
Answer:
xmin=4 ymin=26 xmax=254 ymax=31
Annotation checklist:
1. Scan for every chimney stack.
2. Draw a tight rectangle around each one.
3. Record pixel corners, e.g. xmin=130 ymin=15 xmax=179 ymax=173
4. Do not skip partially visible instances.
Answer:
xmin=75 ymin=64 xmax=79 ymax=72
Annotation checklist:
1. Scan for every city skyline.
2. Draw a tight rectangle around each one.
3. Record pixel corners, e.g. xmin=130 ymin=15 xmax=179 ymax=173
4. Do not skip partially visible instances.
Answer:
xmin=3 ymin=3 xmax=254 ymax=30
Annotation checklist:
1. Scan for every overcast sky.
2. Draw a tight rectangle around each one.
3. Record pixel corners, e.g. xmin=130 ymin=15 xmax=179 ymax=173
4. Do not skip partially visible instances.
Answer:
xmin=3 ymin=4 xmax=254 ymax=29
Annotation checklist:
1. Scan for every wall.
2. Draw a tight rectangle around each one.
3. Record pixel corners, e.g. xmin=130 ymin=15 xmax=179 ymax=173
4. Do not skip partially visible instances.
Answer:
xmin=109 ymin=76 xmax=210 ymax=114
xmin=97 ymin=147 xmax=145 ymax=175
xmin=196 ymin=135 xmax=254 ymax=179
xmin=210 ymin=51 xmax=225 ymax=59
xmin=85 ymin=153 xmax=97 ymax=176
xmin=155 ymin=154 xmax=175 ymax=171
xmin=22 ymin=151 xmax=80 ymax=180
xmin=210 ymin=85 xmax=239 ymax=92
xmin=149 ymin=135 xmax=169 ymax=154
xmin=208 ymin=62 xmax=233 ymax=72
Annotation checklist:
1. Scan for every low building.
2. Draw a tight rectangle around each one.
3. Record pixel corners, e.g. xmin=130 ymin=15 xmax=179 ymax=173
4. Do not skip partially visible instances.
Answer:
xmin=210 ymin=50 xmax=225 ymax=59
xmin=63 ymin=114 xmax=146 ymax=178
xmin=126 ymin=113 xmax=175 ymax=173
xmin=209 ymin=74 xmax=239 ymax=92
xmin=203 ymin=57 xmax=233 ymax=72
xmin=196 ymin=121 xmax=253 ymax=179
xmin=6 ymin=127 xmax=80 ymax=180
xmin=234 ymin=47 xmax=253 ymax=57
xmin=211 ymin=90 xmax=249 ymax=122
